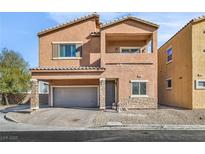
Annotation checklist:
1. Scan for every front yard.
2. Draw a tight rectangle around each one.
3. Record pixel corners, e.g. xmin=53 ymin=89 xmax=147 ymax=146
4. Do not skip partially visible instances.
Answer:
xmin=2 ymin=105 xmax=205 ymax=129
xmin=93 ymin=107 xmax=205 ymax=127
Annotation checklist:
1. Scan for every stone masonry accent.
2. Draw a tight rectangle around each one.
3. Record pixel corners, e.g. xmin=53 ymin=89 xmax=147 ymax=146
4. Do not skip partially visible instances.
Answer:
xmin=30 ymin=79 xmax=39 ymax=110
xmin=99 ymin=78 xmax=106 ymax=110
xmin=118 ymin=97 xmax=157 ymax=110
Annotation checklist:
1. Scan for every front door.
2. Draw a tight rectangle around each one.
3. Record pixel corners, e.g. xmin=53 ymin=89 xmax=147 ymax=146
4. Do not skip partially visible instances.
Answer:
xmin=105 ymin=80 xmax=115 ymax=109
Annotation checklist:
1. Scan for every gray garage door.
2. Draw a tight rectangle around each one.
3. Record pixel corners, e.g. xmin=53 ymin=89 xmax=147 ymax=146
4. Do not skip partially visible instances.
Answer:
xmin=53 ymin=87 xmax=98 ymax=108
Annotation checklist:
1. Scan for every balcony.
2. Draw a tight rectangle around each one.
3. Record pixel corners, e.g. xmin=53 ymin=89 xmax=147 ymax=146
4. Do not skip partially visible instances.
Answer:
xmin=102 ymin=52 xmax=155 ymax=65
xmin=100 ymin=33 xmax=156 ymax=65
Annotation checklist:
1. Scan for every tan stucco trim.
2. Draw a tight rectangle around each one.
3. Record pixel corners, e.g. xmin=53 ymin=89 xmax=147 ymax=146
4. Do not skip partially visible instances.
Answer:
xmin=52 ymin=57 xmax=82 ymax=60
xmin=52 ymin=41 xmax=83 ymax=44
xmin=31 ymin=69 xmax=105 ymax=73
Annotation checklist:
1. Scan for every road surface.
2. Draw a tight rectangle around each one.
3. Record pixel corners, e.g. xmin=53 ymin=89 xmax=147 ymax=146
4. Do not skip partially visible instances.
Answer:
xmin=1 ymin=112 xmax=205 ymax=141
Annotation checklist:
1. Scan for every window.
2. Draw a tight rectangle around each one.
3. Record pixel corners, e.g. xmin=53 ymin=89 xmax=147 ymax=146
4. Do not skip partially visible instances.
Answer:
xmin=131 ymin=80 xmax=148 ymax=97
xmin=52 ymin=43 xmax=82 ymax=59
xmin=147 ymin=39 xmax=153 ymax=53
xmin=166 ymin=78 xmax=172 ymax=89
xmin=196 ymin=80 xmax=205 ymax=89
xmin=167 ymin=47 xmax=173 ymax=63
xmin=39 ymin=81 xmax=49 ymax=94
xmin=120 ymin=47 xmax=141 ymax=53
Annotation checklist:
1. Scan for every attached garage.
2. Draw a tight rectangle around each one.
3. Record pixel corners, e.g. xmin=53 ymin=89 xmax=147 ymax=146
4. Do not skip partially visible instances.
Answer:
xmin=51 ymin=86 xmax=99 ymax=108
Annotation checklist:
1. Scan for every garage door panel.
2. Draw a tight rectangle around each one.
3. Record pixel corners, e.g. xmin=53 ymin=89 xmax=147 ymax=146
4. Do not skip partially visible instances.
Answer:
xmin=53 ymin=87 xmax=98 ymax=108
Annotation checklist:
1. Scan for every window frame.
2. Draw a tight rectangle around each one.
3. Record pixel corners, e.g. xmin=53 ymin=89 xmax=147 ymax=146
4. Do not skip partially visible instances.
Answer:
xmin=120 ymin=47 xmax=141 ymax=54
xmin=39 ymin=81 xmax=49 ymax=94
xmin=196 ymin=80 xmax=205 ymax=90
xmin=166 ymin=78 xmax=172 ymax=90
xmin=130 ymin=80 xmax=148 ymax=97
xmin=166 ymin=47 xmax=173 ymax=64
xmin=52 ymin=42 xmax=83 ymax=59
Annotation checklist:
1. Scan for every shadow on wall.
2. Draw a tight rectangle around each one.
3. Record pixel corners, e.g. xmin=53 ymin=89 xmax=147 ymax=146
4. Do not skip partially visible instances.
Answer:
xmin=80 ymin=35 xmax=101 ymax=67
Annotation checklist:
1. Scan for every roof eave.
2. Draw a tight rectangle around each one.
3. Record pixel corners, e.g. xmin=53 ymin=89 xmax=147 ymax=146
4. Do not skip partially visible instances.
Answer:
xmin=100 ymin=17 xmax=159 ymax=30
xmin=37 ymin=14 xmax=99 ymax=36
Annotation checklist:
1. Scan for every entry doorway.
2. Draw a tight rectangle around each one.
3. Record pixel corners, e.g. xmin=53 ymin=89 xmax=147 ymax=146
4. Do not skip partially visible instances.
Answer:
xmin=105 ymin=80 xmax=116 ymax=109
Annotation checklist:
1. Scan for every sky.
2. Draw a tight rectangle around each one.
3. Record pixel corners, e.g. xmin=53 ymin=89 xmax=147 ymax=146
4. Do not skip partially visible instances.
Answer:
xmin=0 ymin=12 xmax=205 ymax=67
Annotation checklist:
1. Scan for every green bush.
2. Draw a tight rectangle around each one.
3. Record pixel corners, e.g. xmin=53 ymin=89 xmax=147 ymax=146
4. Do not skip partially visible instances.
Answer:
xmin=0 ymin=48 xmax=31 ymax=105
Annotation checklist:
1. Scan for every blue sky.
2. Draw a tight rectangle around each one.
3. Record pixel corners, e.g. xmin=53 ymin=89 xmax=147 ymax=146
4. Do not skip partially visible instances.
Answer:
xmin=0 ymin=12 xmax=205 ymax=67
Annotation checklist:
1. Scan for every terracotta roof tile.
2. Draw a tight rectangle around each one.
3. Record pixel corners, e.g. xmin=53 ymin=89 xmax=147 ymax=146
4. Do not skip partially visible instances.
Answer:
xmin=30 ymin=66 xmax=105 ymax=71
xmin=38 ymin=13 xmax=99 ymax=36
xmin=38 ymin=14 xmax=158 ymax=36
xmin=100 ymin=15 xmax=159 ymax=29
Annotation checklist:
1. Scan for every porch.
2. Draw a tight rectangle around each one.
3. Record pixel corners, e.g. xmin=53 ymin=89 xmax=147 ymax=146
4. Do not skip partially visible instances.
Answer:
xmin=30 ymin=66 xmax=118 ymax=110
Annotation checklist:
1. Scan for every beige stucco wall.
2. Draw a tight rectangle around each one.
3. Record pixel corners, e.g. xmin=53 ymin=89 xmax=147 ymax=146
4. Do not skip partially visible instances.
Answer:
xmin=100 ymin=21 xmax=158 ymax=109
xmin=192 ymin=20 xmax=205 ymax=109
xmin=39 ymin=18 xmax=100 ymax=67
xmin=158 ymin=24 xmax=193 ymax=109
xmin=35 ymin=18 xmax=158 ymax=109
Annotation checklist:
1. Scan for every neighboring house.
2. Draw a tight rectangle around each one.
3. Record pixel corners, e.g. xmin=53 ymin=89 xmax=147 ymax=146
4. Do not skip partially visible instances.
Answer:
xmin=158 ymin=16 xmax=205 ymax=109
xmin=31 ymin=13 xmax=159 ymax=110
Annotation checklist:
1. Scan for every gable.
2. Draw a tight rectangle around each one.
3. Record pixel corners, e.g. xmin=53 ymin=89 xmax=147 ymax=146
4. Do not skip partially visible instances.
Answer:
xmin=101 ymin=19 xmax=157 ymax=34
xmin=38 ymin=14 xmax=99 ymax=36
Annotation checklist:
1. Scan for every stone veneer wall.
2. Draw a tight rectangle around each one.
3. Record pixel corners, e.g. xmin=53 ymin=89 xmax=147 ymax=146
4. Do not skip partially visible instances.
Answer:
xmin=99 ymin=78 xmax=106 ymax=110
xmin=118 ymin=97 xmax=157 ymax=110
xmin=30 ymin=79 xmax=39 ymax=110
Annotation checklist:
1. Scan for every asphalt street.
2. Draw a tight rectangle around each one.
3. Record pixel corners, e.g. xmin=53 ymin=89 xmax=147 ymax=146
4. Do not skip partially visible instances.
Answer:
xmin=1 ymin=112 xmax=205 ymax=142
xmin=1 ymin=130 xmax=205 ymax=142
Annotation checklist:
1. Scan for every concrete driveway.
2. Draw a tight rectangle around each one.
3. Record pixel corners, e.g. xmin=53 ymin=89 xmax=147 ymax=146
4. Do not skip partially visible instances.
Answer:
xmin=2 ymin=104 xmax=205 ymax=130
xmin=5 ymin=107 xmax=100 ymax=128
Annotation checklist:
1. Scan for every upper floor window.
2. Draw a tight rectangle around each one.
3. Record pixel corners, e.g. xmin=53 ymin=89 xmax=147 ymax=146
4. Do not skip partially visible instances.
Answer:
xmin=166 ymin=78 xmax=172 ymax=89
xmin=120 ymin=47 xmax=141 ymax=53
xmin=131 ymin=80 xmax=148 ymax=97
xmin=196 ymin=80 xmax=205 ymax=89
xmin=52 ymin=43 xmax=82 ymax=59
xmin=167 ymin=47 xmax=173 ymax=63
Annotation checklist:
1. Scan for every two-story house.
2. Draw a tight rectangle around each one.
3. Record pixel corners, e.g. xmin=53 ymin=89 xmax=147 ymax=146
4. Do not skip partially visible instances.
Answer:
xmin=30 ymin=13 xmax=159 ymax=110
xmin=158 ymin=16 xmax=205 ymax=109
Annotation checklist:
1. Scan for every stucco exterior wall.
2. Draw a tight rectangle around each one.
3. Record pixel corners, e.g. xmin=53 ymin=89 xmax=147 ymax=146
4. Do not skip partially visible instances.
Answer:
xmin=158 ymin=24 xmax=193 ymax=109
xmin=100 ymin=21 xmax=158 ymax=109
xmin=39 ymin=18 xmax=100 ymax=67
xmin=34 ymin=17 xmax=158 ymax=110
xmin=101 ymin=64 xmax=157 ymax=109
xmin=192 ymin=20 xmax=205 ymax=109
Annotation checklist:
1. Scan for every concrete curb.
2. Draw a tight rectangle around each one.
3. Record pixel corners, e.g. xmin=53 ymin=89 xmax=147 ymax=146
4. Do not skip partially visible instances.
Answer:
xmin=101 ymin=124 xmax=205 ymax=130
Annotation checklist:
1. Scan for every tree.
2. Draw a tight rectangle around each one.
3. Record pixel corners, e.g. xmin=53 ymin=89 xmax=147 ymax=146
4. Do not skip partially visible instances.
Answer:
xmin=0 ymin=48 xmax=31 ymax=105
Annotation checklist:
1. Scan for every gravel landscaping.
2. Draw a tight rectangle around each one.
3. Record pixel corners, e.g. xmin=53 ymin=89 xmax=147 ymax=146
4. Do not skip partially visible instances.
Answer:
xmin=3 ymin=105 xmax=205 ymax=128
xmin=93 ymin=108 xmax=205 ymax=127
